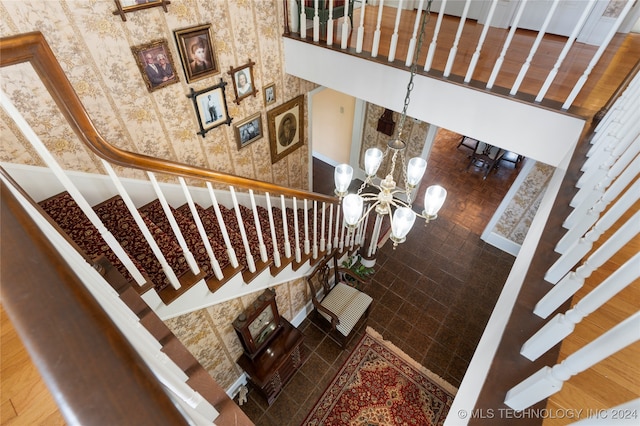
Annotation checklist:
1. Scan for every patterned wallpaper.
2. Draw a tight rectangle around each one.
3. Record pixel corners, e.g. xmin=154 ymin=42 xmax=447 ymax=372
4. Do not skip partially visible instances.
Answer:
xmin=165 ymin=278 xmax=309 ymax=389
xmin=494 ymin=161 xmax=554 ymax=245
xmin=0 ymin=0 xmax=313 ymax=188
xmin=361 ymin=103 xmax=429 ymax=184
xmin=0 ymin=0 xmax=314 ymax=391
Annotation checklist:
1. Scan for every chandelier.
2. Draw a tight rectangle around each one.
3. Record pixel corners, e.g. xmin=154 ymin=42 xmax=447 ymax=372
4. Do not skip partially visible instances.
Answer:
xmin=333 ymin=1 xmax=446 ymax=249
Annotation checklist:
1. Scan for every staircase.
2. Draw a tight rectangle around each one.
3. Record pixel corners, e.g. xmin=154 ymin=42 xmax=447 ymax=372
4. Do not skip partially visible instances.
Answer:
xmin=35 ymin=188 xmax=337 ymax=309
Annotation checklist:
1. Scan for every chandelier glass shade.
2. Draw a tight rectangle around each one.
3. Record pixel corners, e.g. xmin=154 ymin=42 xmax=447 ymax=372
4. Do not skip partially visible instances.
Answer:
xmin=333 ymin=1 xmax=446 ymax=249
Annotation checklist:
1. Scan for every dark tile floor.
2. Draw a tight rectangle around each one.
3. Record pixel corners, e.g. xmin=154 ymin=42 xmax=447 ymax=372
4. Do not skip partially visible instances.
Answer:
xmin=238 ymin=129 xmax=520 ymax=425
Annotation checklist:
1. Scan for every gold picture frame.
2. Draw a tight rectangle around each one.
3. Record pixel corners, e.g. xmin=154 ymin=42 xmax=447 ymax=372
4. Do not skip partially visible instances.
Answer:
xmin=174 ymin=24 xmax=219 ymax=84
xmin=234 ymin=113 xmax=263 ymax=150
xmin=130 ymin=39 xmax=179 ymax=92
xmin=267 ymin=95 xmax=304 ymax=164
xmin=263 ymin=83 xmax=276 ymax=106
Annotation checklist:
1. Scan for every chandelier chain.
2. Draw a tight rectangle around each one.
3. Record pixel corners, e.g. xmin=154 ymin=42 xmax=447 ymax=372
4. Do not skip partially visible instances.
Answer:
xmin=395 ymin=2 xmax=431 ymax=140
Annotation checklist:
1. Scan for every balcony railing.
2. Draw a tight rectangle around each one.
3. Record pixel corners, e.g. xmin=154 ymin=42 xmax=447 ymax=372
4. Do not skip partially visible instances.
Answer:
xmin=285 ymin=0 xmax=639 ymax=115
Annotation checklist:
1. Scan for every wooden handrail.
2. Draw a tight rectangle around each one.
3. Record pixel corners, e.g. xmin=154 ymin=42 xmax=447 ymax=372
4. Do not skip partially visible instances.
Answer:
xmin=0 ymin=31 xmax=336 ymax=204
xmin=1 ymin=181 xmax=190 ymax=425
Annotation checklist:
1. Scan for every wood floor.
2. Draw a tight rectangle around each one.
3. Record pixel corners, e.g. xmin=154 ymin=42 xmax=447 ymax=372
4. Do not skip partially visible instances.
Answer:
xmin=1 ymin=305 xmax=64 ymax=425
xmin=332 ymin=4 xmax=640 ymax=117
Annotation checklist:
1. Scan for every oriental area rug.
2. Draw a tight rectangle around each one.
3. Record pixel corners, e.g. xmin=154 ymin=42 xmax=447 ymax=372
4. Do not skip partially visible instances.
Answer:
xmin=302 ymin=328 xmax=457 ymax=426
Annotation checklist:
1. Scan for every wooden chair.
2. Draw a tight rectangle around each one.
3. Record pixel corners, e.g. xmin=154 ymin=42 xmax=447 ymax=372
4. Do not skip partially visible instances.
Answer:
xmin=466 ymin=141 xmax=506 ymax=179
xmin=306 ymin=249 xmax=373 ymax=348
xmin=297 ymin=0 xmax=355 ymax=37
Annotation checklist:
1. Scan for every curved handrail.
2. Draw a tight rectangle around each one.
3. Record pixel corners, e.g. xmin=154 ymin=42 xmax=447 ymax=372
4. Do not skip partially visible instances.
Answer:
xmin=0 ymin=31 xmax=336 ymax=204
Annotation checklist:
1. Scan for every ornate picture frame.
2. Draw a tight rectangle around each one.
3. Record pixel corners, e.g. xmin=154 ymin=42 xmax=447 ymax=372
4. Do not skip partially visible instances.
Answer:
xmin=113 ymin=0 xmax=170 ymax=21
xmin=267 ymin=95 xmax=304 ymax=164
xmin=228 ymin=59 xmax=258 ymax=104
xmin=234 ymin=113 xmax=263 ymax=150
xmin=263 ymin=83 xmax=276 ymax=106
xmin=186 ymin=79 xmax=232 ymax=138
xmin=131 ymin=39 xmax=179 ymax=92
xmin=174 ymin=24 xmax=218 ymax=84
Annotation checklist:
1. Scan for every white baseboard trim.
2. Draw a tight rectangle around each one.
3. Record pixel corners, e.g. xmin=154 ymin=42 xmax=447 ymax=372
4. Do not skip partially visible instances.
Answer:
xmin=312 ymin=152 xmax=340 ymax=167
xmin=481 ymin=232 xmax=521 ymax=257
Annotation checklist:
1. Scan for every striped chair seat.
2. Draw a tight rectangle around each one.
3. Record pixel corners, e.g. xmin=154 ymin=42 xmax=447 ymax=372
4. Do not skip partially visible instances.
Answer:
xmin=319 ymin=282 xmax=373 ymax=337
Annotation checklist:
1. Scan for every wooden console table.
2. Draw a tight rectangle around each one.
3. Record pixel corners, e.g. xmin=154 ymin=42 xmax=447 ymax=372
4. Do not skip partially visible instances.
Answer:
xmin=236 ymin=318 xmax=307 ymax=405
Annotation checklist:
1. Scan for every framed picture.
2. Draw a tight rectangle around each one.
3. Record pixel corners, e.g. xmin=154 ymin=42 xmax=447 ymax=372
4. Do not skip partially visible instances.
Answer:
xmin=234 ymin=113 xmax=263 ymax=150
xmin=131 ymin=39 xmax=179 ymax=92
xmin=186 ymin=79 xmax=232 ymax=137
xmin=228 ymin=60 xmax=258 ymax=104
xmin=174 ymin=24 xmax=218 ymax=83
xmin=113 ymin=0 xmax=170 ymax=21
xmin=267 ymin=95 xmax=304 ymax=164
xmin=263 ymin=83 xmax=276 ymax=106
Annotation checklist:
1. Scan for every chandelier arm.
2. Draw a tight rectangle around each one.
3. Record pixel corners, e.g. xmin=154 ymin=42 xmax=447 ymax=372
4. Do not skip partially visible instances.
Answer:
xmin=386 ymin=197 xmax=430 ymax=222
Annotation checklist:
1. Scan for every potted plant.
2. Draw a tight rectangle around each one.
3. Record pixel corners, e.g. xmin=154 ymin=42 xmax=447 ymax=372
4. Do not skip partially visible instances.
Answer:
xmin=341 ymin=254 xmax=375 ymax=285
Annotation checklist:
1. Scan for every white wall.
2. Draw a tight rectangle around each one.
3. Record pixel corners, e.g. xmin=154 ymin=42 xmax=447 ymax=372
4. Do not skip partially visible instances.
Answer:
xmin=284 ymin=39 xmax=585 ymax=168
xmin=310 ymin=88 xmax=356 ymax=166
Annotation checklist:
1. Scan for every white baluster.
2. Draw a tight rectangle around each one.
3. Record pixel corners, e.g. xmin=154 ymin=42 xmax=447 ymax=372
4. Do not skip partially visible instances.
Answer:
xmin=562 ymin=0 xmax=635 ymax=109
xmin=320 ymin=201 xmax=326 ymax=253
xmin=340 ymin=0 xmax=351 ymax=49
xmin=265 ymin=193 xmax=281 ymax=268
xmin=334 ymin=202 xmax=341 ymax=249
xmin=147 ymin=173 xmax=200 ymax=274
xmin=339 ymin=214 xmax=346 ymax=252
xmin=313 ymin=0 xmax=320 ymax=42
xmin=486 ymin=0 xmax=528 ymax=89
xmin=537 ymin=210 xmax=640 ymax=318
xmin=505 ymin=312 xmax=640 ymax=411
xmin=586 ymin=103 xmax=639 ymax=163
xmin=565 ymin=150 xmax=640 ymax=230
xmin=206 ymin=183 xmax=239 ymax=268
xmin=557 ymin=178 xmax=640 ymax=254
xmin=405 ymin=0 xmax=424 ymax=67
xmin=388 ymin=0 xmax=403 ymax=62
xmin=536 ymin=0 xmax=599 ymax=101
xmin=546 ymin=184 xmax=638 ymax=283
xmin=313 ymin=200 xmax=319 ymax=258
xmin=178 ymin=178 xmax=225 ymax=280
xmin=249 ymin=190 xmax=268 ymax=263
xmin=0 ymin=91 xmax=147 ymax=286
xmin=303 ymin=199 xmax=310 ymax=255
xmin=511 ymin=0 xmax=560 ymax=95
xmin=293 ymin=197 xmax=302 ymax=262
xmin=522 ymin=253 xmax=640 ymax=361
xmin=230 ymin=186 xmax=255 ymax=273
xmin=300 ymin=1 xmax=307 ymax=39
xmin=102 ymin=160 xmax=181 ymax=290
xmin=593 ymin=76 xmax=640 ymax=136
xmin=280 ymin=195 xmax=292 ymax=259
xmin=371 ymin=0 xmax=385 ymax=58
xmin=443 ymin=0 xmax=471 ymax=77
xmin=368 ymin=214 xmax=383 ymax=258
xmin=31 ymin=215 xmax=219 ymax=421
xmin=327 ymin=0 xmax=335 ymax=45
xmin=327 ymin=203 xmax=334 ymax=251
xmin=356 ymin=0 xmax=367 ymax=53
xmin=580 ymin=117 xmax=639 ymax=178
xmin=424 ymin=0 xmax=446 ymax=71
xmin=464 ymin=0 xmax=498 ymax=82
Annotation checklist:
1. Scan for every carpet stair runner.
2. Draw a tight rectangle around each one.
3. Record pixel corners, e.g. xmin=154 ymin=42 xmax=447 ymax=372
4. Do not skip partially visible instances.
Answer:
xmin=38 ymin=191 xmax=339 ymax=305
